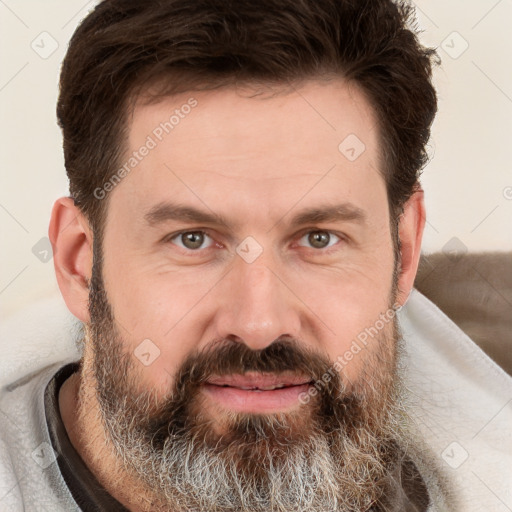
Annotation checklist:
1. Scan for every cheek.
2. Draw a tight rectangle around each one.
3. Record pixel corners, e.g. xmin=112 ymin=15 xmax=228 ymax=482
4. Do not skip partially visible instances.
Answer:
xmin=297 ymin=253 xmax=394 ymax=320
xmin=100 ymin=260 xmax=222 ymax=396
xmin=330 ymin=315 xmax=396 ymax=386
xmin=294 ymin=259 xmax=395 ymax=378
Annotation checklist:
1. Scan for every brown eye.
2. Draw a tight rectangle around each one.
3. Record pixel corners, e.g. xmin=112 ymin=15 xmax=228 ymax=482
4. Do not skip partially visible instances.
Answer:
xmin=297 ymin=231 xmax=340 ymax=250
xmin=308 ymin=231 xmax=330 ymax=248
xmin=171 ymin=231 xmax=212 ymax=250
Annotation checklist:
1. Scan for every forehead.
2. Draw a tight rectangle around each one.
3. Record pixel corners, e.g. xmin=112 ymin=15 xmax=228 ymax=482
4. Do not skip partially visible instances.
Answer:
xmin=111 ymin=78 xmax=385 ymax=224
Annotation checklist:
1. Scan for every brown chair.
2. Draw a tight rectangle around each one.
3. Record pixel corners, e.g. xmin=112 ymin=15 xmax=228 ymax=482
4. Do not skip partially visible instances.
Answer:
xmin=415 ymin=252 xmax=512 ymax=376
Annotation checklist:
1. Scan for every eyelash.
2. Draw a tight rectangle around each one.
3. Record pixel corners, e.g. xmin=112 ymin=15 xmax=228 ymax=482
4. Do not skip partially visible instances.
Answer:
xmin=165 ymin=229 xmax=345 ymax=254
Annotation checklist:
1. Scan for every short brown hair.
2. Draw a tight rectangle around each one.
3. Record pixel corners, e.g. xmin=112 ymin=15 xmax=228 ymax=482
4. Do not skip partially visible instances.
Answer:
xmin=57 ymin=0 xmax=439 ymax=234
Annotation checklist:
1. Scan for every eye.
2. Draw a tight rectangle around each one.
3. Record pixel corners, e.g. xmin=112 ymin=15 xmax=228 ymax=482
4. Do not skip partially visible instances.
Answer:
xmin=170 ymin=231 xmax=214 ymax=250
xmin=297 ymin=230 xmax=341 ymax=250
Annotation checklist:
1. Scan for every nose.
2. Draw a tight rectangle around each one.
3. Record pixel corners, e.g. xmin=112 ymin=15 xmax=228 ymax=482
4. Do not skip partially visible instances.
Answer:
xmin=212 ymin=252 xmax=302 ymax=351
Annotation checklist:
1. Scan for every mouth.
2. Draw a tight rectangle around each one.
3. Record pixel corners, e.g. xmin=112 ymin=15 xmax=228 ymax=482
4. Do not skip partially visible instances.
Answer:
xmin=202 ymin=372 xmax=314 ymax=414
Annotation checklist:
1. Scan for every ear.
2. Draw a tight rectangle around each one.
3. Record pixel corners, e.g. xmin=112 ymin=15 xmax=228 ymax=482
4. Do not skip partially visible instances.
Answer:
xmin=395 ymin=189 xmax=425 ymax=307
xmin=48 ymin=197 xmax=93 ymax=322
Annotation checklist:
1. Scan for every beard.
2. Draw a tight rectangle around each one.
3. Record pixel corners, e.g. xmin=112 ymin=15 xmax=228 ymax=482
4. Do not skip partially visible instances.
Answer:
xmin=82 ymin=256 xmax=409 ymax=512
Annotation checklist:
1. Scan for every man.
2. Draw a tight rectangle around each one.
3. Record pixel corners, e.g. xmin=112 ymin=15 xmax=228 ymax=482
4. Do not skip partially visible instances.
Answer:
xmin=0 ymin=0 xmax=489 ymax=510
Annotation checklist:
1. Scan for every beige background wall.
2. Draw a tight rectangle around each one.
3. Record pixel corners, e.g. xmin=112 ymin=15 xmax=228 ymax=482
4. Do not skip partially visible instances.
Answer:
xmin=1 ymin=0 xmax=511 ymax=318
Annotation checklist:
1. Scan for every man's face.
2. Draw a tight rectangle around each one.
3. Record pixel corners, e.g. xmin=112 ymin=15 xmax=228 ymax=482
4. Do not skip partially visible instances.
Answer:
xmin=101 ymin=78 xmax=396 ymax=395
xmin=82 ymin=79 xmax=404 ymax=510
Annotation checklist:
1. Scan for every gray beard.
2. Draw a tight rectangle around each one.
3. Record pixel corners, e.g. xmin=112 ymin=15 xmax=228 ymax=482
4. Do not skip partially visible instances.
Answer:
xmin=85 ymin=268 xmax=408 ymax=512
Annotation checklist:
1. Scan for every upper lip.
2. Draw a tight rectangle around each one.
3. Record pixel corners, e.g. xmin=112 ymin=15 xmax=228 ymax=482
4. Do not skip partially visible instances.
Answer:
xmin=205 ymin=372 xmax=312 ymax=390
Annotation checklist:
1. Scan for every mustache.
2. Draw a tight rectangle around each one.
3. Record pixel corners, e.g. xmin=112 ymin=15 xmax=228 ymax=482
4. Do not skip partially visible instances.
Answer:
xmin=173 ymin=337 xmax=339 ymax=391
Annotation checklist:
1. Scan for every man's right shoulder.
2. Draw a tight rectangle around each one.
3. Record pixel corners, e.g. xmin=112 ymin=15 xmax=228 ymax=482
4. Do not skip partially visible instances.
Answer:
xmin=0 ymin=361 xmax=78 ymax=512
xmin=0 ymin=295 xmax=81 ymax=511
xmin=0 ymin=294 xmax=81 ymax=387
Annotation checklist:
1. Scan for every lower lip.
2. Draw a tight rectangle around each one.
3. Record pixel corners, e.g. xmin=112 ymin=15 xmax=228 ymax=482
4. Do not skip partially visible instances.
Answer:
xmin=202 ymin=383 xmax=312 ymax=414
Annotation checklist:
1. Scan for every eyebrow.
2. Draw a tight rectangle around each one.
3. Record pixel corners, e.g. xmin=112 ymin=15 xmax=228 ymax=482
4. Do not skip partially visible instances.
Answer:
xmin=144 ymin=202 xmax=230 ymax=228
xmin=144 ymin=201 xmax=366 ymax=229
xmin=286 ymin=203 xmax=366 ymax=227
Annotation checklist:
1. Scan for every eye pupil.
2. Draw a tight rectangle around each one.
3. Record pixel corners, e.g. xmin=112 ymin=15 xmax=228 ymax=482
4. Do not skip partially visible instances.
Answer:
xmin=308 ymin=231 xmax=330 ymax=248
xmin=182 ymin=231 xmax=204 ymax=249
